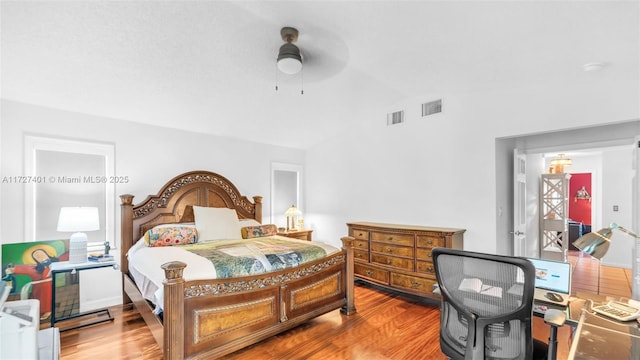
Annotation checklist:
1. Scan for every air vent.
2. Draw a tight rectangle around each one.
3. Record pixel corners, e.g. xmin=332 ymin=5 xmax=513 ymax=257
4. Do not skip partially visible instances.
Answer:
xmin=387 ymin=110 xmax=404 ymax=126
xmin=422 ymin=99 xmax=442 ymax=117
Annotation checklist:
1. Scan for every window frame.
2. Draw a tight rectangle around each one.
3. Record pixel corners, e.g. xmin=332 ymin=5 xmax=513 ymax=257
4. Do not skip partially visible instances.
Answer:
xmin=24 ymin=135 xmax=116 ymax=251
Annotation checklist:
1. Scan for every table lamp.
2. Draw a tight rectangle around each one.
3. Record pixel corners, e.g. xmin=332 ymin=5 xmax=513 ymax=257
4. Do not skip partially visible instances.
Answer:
xmin=573 ymin=222 xmax=639 ymax=260
xmin=57 ymin=207 xmax=100 ymax=263
xmin=284 ymin=205 xmax=302 ymax=231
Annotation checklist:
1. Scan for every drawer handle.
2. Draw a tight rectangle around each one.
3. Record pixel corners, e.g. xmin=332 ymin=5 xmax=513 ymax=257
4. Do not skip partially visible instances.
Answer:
xmin=411 ymin=281 xmax=422 ymax=288
xmin=428 ymin=253 xmax=432 ymax=258
xmin=366 ymin=270 xmax=373 ymax=276
xmin=387 ymin=259 xmax=392 ymax=265
xmin=427 ymin=266 xmax=433 ymax=271
xmin=386 ymin=248 xmax=393 ymax=253
xmin=427 ymin=240 xmax=433 ymax=244
xmin=358 ymin=232 xmax=364 ymax=237
xmin=358 ymin=243 xmax=363 ymax=247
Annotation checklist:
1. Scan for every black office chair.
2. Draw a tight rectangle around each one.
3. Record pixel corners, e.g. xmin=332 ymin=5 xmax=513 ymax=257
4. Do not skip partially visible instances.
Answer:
xmin=433 ymin=248 xmax=566 ymax=360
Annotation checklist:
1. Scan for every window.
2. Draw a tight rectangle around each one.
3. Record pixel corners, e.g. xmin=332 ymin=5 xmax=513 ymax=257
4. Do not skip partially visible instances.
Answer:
xmin=24 ymin=135 xmax=115 ymax=250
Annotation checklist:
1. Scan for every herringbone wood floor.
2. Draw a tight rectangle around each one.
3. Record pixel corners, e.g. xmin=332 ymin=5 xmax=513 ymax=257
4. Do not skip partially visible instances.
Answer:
xmin=59 ymin=250 xmax=633 ymax=359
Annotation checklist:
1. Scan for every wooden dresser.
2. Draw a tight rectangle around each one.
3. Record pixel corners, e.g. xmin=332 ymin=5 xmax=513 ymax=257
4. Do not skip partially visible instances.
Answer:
xmin=347 ymin=222 xmax=465 ymax=299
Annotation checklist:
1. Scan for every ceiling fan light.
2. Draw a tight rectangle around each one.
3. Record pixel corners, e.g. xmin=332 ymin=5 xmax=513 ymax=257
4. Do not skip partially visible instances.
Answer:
xmin=277 ymin=43 xmax=302 ymax=75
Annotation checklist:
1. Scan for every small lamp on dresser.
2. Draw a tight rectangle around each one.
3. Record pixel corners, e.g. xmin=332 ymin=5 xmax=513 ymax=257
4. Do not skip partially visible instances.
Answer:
xmin=57 ymin=207 xmax=100 ymax=264
xmin=284 ymin=205 xmax=302 ymax=231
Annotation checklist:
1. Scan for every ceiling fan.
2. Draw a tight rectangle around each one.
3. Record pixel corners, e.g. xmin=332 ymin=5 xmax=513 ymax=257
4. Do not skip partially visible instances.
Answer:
xmin=277 ymin=27 xmax=303 ymax=75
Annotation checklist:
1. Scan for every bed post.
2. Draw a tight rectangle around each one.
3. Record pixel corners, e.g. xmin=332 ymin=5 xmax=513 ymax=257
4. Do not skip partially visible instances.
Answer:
xmin=120 ymin=194 xmax=134 ymax=304
xmin=253 ymin=195 xmax=263 ymax=223
xmin=340 ymin=236 xmax=356 ymax=315
xmin=162 ymin=261 xmax=186 ymax=360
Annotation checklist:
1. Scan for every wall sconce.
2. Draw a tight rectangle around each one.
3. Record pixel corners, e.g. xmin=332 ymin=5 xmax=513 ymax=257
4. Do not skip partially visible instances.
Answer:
xmin=284 ymin=205 xmax=302 ymax=231
xmin=574 ymin=186 xmax=591 ymax=202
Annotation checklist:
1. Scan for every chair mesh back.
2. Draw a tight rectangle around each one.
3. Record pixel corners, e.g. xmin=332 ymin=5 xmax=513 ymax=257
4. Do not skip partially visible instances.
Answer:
xmin=433 ymin=248 xmax=535 ymax=360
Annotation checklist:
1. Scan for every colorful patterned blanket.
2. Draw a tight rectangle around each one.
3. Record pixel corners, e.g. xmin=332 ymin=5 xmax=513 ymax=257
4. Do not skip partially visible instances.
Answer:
xmin=180 ymin=237 xmax=328 ymax=278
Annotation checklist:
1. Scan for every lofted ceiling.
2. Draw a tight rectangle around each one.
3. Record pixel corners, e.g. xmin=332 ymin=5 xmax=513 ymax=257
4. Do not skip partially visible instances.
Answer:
xmin=2 ymin=1 xmax=637 ymax=149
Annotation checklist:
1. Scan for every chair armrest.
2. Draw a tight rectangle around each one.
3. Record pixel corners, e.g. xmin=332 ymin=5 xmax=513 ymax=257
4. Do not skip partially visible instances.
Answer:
xmin=543 ymin=308 xmax=567 ymax=327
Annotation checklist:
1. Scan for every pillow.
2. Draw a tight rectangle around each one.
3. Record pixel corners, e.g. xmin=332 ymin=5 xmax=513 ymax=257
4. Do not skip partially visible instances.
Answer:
xmin=145 ymin=225 xmax=198 ymax=247
xmin=239 ymin=218 xmax=261 ymax=227
xmin=241 ymin=224 xmax=277 ymax=239
xmin=193 ymin=206 xmax=242 ymax=241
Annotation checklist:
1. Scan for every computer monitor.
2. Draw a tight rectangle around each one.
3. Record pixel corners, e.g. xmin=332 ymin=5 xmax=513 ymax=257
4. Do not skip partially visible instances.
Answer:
xmin=527 ymin=258 xmax=571 ymax=294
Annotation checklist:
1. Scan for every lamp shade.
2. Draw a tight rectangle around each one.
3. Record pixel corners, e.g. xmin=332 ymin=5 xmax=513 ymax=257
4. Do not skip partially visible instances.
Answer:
xmin=277 ymin=43 xmax=302 ymax=75
xmin=284 ymin=205 xmax=302 ymax=217
xmin=57 ymin=207 xmax=100 ymax=232
xmin=57 ymin=207 xmax=99 ymax=263
xmin=573 ymin=227 xmax=613 ymax=260
xmin=284 ymin=205 xmax=302 ymax=231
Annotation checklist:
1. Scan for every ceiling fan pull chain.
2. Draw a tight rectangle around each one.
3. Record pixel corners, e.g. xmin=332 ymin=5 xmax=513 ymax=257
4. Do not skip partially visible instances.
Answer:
xmin=275 ymin=63 xmax=279 ymax=91
xmin=300 ymin=68 xmax=304 ymax=95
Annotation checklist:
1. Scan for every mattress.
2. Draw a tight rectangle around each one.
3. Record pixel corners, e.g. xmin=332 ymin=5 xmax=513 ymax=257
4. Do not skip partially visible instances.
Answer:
xmin=127 ymin=235 xmax=340 ymax=313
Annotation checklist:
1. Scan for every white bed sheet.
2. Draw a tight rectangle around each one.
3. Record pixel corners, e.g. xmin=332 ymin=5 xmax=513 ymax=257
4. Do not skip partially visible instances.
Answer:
xmin=127 ymin=235 xmax=340 ymax=313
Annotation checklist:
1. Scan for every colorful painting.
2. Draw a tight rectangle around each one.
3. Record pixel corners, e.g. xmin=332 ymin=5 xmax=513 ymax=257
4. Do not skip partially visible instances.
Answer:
xmin=1 ymin=240 xmax=69 ymax=320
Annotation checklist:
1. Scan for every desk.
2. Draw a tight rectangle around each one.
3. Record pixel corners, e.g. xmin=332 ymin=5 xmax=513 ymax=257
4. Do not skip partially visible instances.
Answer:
xmin=568 ymin=310 xmax=640 ymax=359
xmin=49 ymin=260 xmax=117 ymax=331
xmin=533 ymin=297 xmax=586 ymax=327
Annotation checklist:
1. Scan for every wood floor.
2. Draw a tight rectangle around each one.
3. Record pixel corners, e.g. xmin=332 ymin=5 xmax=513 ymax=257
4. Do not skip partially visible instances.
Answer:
xmin=59 ymin=251 xmax=632 ymax=360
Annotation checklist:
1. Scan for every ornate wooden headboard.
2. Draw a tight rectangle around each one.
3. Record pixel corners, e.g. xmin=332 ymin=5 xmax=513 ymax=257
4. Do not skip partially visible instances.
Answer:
xmin=120 ymin=170 xmax=262 ymax=275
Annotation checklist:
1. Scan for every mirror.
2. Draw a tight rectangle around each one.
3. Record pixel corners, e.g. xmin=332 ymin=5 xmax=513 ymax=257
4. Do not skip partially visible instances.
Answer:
xmin=271 ymin=163 xmax=302 ymax=228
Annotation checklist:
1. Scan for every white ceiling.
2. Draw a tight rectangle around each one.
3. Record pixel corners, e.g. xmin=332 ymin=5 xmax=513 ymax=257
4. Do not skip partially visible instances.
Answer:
xmin=2 ymin=1 xmax=637 ymax=149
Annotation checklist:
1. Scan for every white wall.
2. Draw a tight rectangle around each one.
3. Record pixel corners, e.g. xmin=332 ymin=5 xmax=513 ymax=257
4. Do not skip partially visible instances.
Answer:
xmin=305 ymin=83 xmax=639 ymax=253
xmin=601 ymin=148 xmax=634 ymax=267
xmin=0 ymin=99 xmax=304 ymax=308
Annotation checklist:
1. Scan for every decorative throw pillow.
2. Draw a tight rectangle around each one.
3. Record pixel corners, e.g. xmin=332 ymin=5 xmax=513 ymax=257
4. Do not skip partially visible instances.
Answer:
xmin=193 ymin=206 xmax=242 ymax=241
xmin=241 ymin=224 xmax=277 ymax=239
xmin=145 ymin=226 xmax=198 ymax=247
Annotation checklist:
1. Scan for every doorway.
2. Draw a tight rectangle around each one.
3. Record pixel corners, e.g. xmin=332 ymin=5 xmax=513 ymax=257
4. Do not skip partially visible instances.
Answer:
xmin=496 ymin=120 xmax=640 ymax=297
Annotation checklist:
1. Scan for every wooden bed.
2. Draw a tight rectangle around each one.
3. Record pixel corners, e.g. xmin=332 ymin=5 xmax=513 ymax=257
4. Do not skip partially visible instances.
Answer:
xmin=119 ymin=170 xmax=356 ymax=359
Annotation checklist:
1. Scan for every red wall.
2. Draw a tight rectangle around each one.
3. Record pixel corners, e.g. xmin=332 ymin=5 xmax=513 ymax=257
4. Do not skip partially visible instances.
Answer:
xmin=569 ymin=173 xmax=592 ymax=225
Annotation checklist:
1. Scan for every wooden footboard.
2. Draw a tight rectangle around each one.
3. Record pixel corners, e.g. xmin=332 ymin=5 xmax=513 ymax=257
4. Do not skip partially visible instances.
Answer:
xmin=161 ymin=237 xmax=355 ymax=359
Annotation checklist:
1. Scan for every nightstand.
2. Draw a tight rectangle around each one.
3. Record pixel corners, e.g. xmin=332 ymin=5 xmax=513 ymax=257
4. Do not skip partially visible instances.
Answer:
xmin=49 ymin=260 xmax=117 ymax=331
xmin=277 ymin=229 xmax=313 ymax=241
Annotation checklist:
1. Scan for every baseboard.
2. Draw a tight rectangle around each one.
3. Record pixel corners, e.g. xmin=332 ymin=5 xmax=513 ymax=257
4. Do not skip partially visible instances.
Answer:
xmin=79 ymin=296 xmax=122 ymax=313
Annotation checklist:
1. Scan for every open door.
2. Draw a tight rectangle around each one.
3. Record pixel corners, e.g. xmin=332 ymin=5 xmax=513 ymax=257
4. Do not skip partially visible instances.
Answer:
xmin=513 ymin=149 xmax=527 ymax=257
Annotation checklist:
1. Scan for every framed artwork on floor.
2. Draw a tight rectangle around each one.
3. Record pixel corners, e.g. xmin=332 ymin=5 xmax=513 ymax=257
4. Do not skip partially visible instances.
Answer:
xmin=1 ymin=240 xmax=73 ymax=320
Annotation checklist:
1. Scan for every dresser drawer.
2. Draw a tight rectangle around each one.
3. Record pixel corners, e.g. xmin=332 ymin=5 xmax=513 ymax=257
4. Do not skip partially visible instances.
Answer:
xmin=416 ymin=261 xmax=436 ymax=275
xmin=370 ymin=242 xmax=414 ymax=257
xmin=416 ymin=248 xmax=435 ymax=261
xmin=371 ymin=254 xmax=414 ymax=271
xmin=355 ymin=263 xmax=389 ymax=284
xmin=416 ymin=235 xmax=445 ymax=248
xmin=390 ymin=273 xmax=436 ymax=295
xmin=354 ymin=249 xmax=369 ymax=262
xmin=352 ymin=229 xmax=369 ymax=240
xmin=371 ymin=232 xmax=414 ymax=246
xmin=354 ymin=240 xmax=369 ymax=251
